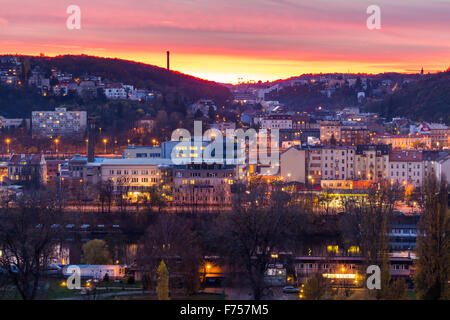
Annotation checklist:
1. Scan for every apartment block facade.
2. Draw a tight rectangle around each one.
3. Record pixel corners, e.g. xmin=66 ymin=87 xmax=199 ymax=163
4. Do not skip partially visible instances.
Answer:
xmin=32 ymin=107 xmax=87 ymax=138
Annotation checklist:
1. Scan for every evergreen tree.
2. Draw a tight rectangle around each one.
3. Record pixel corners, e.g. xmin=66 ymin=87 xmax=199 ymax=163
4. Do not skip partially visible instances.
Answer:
xmin=157 ymin=260 xmax=170 ymax=300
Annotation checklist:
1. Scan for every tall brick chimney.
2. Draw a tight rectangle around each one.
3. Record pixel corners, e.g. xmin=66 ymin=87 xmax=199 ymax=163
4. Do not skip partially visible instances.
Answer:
xmin=87 ymin=117 xmax=96 ymax=163
xmin=167 ymin=51 xmax=170 ymax=71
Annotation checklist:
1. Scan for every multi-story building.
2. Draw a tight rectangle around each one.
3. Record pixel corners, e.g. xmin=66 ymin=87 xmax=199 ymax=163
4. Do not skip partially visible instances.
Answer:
xmin=295 ymin=255 xmax=415 ymax=285
xmin=321 ymin=146 xmax=355 ymax=180
xmin=123 ymin=146 xmax=162 ymax=159
xmin=0 ymin=116 xmax=26 ymax=129
xmin=67 ymin=155 xmax=103 ymax=185
xmin=136 ymin=115 xmax=156 ymax=133
xmin=388 ymin=215 xmax=420 ymax=251
xmin=172 ymin=164 xmax=235 ymax=205
xmin=354 ymin=145 xmax=390 ymax=181
xmin=291 ymin=115 xmax=315 ymax=130
xmin=306 ymin=147 xmax=322 ymax=185
xmin=46 ymin=160 xmax=67 ymax=183
xmin=374 ymin=134 xmax=432 ymax=149
xmin=422 ymin=150 xmax=441 ymax=182
xmin=340 ymin=127 xmax=371 ymax=146
xmin=8 ymin=154 xmax=47 ymax=186
xmin=104 ymin=84 xmax=127 ymax=99
xmin=320 ymin=121 xmax=341 ymax=144
xmin=261 ymin=114 xmax=292 ymax=130
xmin=435 ymin=153 xmax=450 ymax=185
xmin=32 ymin=107 xmax=87 ymax=138
xmin=418 ymin=123 xmax=450 ymax=148
xmin=280 ymin=147 xmax=307 ymax=183
xmin=100 ymin=158 xmax=172 ymax=193
xmin=388 ymin=150 xmax=424 ymax=188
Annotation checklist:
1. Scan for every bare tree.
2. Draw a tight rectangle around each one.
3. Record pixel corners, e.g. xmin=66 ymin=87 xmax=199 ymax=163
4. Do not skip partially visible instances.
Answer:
xmin=137 ymin=213 xmax=202 ymax=295
xmin=214 ymin=180 xmax=299 ymax=300
xmin=97 ymin=180 xmax=114 ymax=213
xmin=414 ymin=174 xmax=449 ymax=300
xmin=339 ymin=184 xmax=401 ymax=299
xmin=0 ymin=191 xmax=61 ymax=300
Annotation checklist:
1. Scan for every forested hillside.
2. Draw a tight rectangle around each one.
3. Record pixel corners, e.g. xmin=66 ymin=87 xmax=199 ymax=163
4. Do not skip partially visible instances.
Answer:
xmin=365 ymin=70 xmax=450 ymax=124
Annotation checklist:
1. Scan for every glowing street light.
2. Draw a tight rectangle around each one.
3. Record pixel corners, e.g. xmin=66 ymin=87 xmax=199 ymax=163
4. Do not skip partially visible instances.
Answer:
xmin=5 ymin=138 xmax=11 ymax=154
xmin=103 ymin=138 xmax=108 ymax=153
xmin=54 ymin=138 xmax=60 ymax=154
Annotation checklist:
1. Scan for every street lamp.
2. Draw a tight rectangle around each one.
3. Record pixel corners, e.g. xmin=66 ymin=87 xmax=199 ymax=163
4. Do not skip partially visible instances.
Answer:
xmin=54 ymin=138 xmax=60 ymax=155
xmin=5 ymin=138 xmax=11 ymax=154
xmin=103 ymin=138 xmax=108 ymax=153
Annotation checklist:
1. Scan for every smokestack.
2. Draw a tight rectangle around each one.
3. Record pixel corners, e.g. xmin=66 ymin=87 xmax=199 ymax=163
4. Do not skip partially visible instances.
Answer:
xmin=87 ymin=117 xmax=96 ymax=163
xmin=167 ymin=51 xmax=170 ymax=71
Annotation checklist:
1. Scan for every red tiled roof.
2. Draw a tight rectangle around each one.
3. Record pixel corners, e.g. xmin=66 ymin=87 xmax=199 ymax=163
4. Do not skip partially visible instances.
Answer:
xmin=389 ymin=150 xmax=423 ymax=162
xmin=378 ymin=134 xmax=429 ymax=139
xmin=9 ymin=154 xmax=44 ymax=165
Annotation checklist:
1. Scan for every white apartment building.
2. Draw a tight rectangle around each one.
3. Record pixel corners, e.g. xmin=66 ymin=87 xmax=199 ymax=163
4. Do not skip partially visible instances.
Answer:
xmin=0 ymin=116 xmax=25 ymax=129
xmin=388 ymin=150 xmax=424 ymax=188
xmin=321 ymin=146 xmax=355 ymax=180
xmin=32 ymin=107 xmax=87 ymax=138
xmin=307 ymin=148 xmax=322 ymax=185
xmin=100 ymin=158 xmax=172 ymax=192
xmin=261 ymin=115 xmax=292 ymax=130
xmin=354 ymin=145 xmax=390 ymax=181
xmin=320 ymin=121 xmax=341 ymax=144
xmin=123 ymin=146 xmax=162 ymax=159
xmin=104 ymin=84 xmax=127 ymax=99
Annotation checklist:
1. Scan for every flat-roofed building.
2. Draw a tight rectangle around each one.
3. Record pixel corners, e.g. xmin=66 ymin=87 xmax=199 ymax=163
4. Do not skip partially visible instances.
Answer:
xmin=100 ymin=158 xmax=173 ymax=192
xmin=123 ymin=146 xmax=162 ymax=159
xmin=32 ymin=107 xmax=87 ymax=138
xmin=172 ymin=163 xmax=235 ymax=205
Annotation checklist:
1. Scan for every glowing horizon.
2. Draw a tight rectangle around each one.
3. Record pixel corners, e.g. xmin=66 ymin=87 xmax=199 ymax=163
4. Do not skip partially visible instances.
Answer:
xmin=1 ymin=0 xmax=449 ymax=84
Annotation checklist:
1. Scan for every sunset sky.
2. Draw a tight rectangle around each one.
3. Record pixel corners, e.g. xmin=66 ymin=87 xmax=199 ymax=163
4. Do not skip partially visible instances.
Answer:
xmin=0 ymin=0 xmax=449 ymax=83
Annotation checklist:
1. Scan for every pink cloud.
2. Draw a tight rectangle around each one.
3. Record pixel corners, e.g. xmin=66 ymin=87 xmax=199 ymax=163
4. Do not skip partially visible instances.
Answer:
xmin=0 ymin=0 xmax=449 ymax=80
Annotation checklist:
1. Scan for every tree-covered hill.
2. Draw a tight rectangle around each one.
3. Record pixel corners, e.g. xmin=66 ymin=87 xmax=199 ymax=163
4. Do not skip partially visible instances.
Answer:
xmin=29 ymin=54 xmax=231 ymax=105
xmin=0 ymin=55 xmax=231 ymax=140
xmin=365 ymin=70 xmax=450 ymax=124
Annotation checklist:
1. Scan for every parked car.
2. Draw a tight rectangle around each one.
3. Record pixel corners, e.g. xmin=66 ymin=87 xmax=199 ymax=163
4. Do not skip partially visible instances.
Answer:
xmin=282 ymin=286 xmax=299 ymax=294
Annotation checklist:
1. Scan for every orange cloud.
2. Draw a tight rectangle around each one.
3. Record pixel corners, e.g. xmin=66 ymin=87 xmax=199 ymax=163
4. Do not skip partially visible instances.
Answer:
xmin=0 ymin=0 xmax=449 ymax=83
